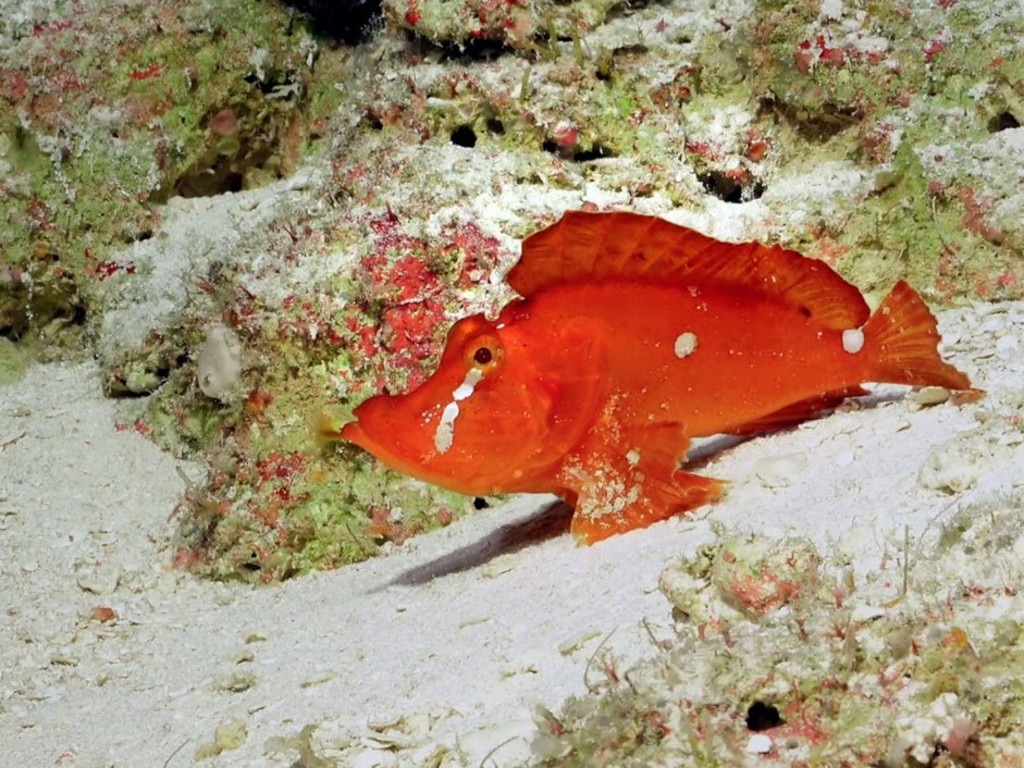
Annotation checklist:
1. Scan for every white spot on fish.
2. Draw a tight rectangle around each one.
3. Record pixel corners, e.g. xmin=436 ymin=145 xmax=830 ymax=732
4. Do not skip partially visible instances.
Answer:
xmin=432 ymin=368 xmax=486 ymax=454
xmin=452 ymin=368 xmax=484 ymax=401
xmin=434 ymin=402 xmax=460 ymax=454
xmin=674 ymin=331 xmax=698 ymax=359
xmin=626 ymin=449 xmax=641 ymax=467
xmin=842 ymin=328 xmax=865 ymax=354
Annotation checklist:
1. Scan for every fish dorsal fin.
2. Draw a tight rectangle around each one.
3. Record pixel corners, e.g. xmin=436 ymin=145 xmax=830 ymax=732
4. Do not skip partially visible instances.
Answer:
xmin=510 ymin=211 xmax=869 ymax=330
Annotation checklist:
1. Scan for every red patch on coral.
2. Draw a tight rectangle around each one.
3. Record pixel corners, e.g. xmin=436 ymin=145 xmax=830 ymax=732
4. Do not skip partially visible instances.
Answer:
xmin=684 ymin=140 xmax=721 ymax=160
xmin=32 ymin=20 xmax=74 ymax=37
xmin=957 ymin=187 xmax=1004 ymax=245
xmin=438 ymin=220 xmax=503 ymax=288
xmin=114 ymin=419 xmax=153 ymax=437
xmin=254 ymin=452 xmax=310 ymax=512
xmin=89 ymin=260 xmax=136 ymax=281
xmin=795 ymin=32 xmax=885 ymax=72
xmin=368 ymin=506 xmax=421 ymax=545
xmin=130 ymin=62 xmax=162 ymax=81
xmin=551 ymin=122 xmax=580 ymax=149
xmin=209 ymin=107 xmax=238 ymax=136
xmin=256 ymin=451 xmax=307 ymax=484
xmin=744 ymin=130 xmax=770 ymax=162
xmin=336 ymin=214 xmax=508 ymax=392
xmin=794 ymin=47 xmax=816 ymax=74
xmin=172 ymin=547 xmax=201 ymax=570
xmin=812 ymin=237 xmax=850 ymax=268
xmin=25 ymin=198 xmax=54 ymax=232
xmin=922 ymin=30 xmax=951 ymax=62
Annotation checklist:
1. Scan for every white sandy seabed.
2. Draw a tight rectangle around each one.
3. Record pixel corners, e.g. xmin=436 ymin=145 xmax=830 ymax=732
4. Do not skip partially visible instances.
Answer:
xmin=2 ymin=295 xmax=1024 ymax=768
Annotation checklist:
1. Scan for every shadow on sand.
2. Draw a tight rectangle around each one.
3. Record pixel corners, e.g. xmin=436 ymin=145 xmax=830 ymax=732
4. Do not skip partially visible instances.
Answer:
xmin=385 ymin=500 xmax=574 ymax=587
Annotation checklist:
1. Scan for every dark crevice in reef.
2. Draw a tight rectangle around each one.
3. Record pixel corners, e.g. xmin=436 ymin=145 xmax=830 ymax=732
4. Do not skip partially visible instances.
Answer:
xmin=0 ymin=255 xmax=87 ymax=343
xmin=449 ymin=120 xmax=506 ymax=147
xmin=698 ymin=169 xmax=766 ymax=204
xmin=542 ymin=140 xmax=618 ymax=162
xmin=437 ymin=37 xmax=513 ymax=62
xmin=175 ymin=165 xmax=245 ymax=199
xmin=988 ymin=110 xmax=1020 ymax=133
xmin=276 ymin=0 xmax=383 ymax=44
xmin=160 ymin=97 xmax=304 ymax=200
xmin=746 ymin=700 xmax=785 ymax=732
xmin=762 ymin=97 xmax=861 ymax=143
xmin=450 ymin=124 xmax=477 ymax=148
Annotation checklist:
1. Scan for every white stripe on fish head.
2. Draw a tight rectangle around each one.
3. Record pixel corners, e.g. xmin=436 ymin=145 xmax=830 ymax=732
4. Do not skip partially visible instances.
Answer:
xmin=433 ymin=367 xmax=485 ymax=454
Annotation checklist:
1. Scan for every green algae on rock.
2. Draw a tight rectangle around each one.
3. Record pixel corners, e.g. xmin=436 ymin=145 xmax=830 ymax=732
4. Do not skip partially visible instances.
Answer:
xmin=0 ymin=0 xmax=346 ymax=358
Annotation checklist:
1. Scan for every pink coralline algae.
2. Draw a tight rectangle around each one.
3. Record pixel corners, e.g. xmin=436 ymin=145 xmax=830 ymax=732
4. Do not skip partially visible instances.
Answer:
xmin=341 ymin=214 xmax=505 ymax=391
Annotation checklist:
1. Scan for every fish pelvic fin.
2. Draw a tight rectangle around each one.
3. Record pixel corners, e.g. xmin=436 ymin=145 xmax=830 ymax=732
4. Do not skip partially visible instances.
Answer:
xmin=569 ymin=469 xmax=726 ymax=544
xmin=863 ymin=280 xmax=972 ymax=391
xmin=562 ymin=421 xmax=725 ymax=544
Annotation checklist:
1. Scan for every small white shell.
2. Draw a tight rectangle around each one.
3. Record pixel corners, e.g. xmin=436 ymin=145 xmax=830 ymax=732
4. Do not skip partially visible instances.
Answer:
xmin=197 ymin=324 xmax=242 ymax=402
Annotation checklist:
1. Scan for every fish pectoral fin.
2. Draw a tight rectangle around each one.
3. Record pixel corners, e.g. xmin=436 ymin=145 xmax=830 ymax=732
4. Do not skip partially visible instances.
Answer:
xmin=724 ymin=386 xmax=870 ymax=437
xmin=569 ymin=467 xmax=725 ymax=545
xmin=562 ymin=421 xmax=724 ymax=543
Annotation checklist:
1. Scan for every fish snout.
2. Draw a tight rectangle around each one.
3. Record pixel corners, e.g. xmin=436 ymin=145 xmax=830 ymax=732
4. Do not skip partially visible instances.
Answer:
xmin=339 ymin=418 xmax=372 ymax=450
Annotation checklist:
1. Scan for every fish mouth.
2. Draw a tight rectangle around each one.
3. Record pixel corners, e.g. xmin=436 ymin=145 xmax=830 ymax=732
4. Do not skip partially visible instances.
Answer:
xmin=340 ymin=419 xmax=375 ymax=453
xmin=340 ymin=415 xmax=431 ymax=481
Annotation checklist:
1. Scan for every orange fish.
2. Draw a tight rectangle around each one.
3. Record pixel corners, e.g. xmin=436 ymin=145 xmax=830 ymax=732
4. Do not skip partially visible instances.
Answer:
xmin=334 ymin=211 xmax=973 ymax=543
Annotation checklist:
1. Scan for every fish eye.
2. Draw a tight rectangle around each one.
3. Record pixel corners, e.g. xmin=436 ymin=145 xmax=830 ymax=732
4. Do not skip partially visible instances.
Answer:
xmin=463 ymin=334 xmax=503 ymax=372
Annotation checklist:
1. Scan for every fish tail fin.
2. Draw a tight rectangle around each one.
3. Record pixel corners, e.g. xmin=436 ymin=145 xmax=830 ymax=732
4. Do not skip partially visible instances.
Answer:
xmin=863 ymin=280 xmax=972 ymax=390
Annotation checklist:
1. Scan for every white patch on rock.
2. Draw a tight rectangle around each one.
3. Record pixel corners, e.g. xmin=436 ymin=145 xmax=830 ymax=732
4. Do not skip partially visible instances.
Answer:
xmin=75 ymin=559 xmax=122 ymax=596
xmin=890 ymin=692 xmax=962 ymax=765
xmin=842 ymin=328 xmax=865 ymax=354
xmin=819 ymin=0 xmax=844 ymax=21
xmin=754 ymin=453 xmax=809 ymax=488
xmin=674 ymin=331 xmax=698 ymax=359
xmin=745 ymin=734 xmax=773 ymax=754
xmin=434 ymin=402 xmax=460 ymax=454
xmin=918 ymin=433 xmax=1011 ymax=493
